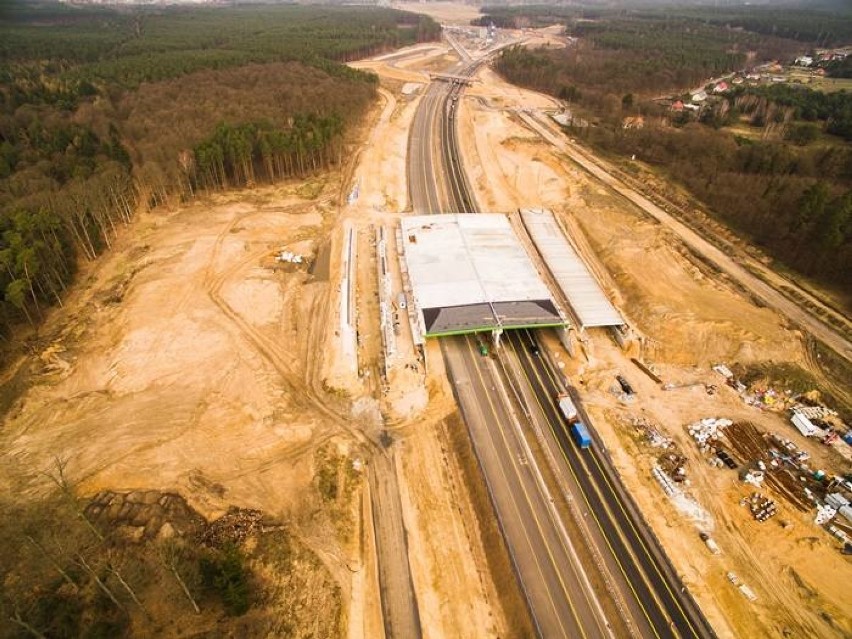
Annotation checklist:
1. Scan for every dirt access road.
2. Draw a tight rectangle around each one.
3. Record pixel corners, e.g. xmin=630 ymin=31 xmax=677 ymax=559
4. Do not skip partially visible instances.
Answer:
xmin=450 ymin=53 xmax=852 ymax=637
xmin=2 ymin=17 xmax=849 ymax=638
xmin=520 ymin=111 xmax=852 ymax=364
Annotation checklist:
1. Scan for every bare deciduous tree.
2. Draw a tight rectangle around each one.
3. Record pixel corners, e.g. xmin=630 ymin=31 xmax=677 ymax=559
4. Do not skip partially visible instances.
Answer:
xmin=24 ymin=535 xmax=79 ymax=592
xmin=105 ymin=552 xmax=150 ymax=618
xmin=7 ymin=608 xmax=47 ymax=639
xmin=157 ymin=541 xmax=201 ymax=614
xmin=44 ymin=456 xmax=103 ymax=541
xmin=74 ymin=553 xmax=125 ymax=613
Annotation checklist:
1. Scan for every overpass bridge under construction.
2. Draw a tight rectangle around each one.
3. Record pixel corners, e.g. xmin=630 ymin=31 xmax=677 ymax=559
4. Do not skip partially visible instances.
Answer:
xmin=428 ymin=72 xmax=478 ymax=85
xmin=397 ymin=209 xmax=626 ymax=346
xmin=398 ymin=213 xmax=566 ymax=339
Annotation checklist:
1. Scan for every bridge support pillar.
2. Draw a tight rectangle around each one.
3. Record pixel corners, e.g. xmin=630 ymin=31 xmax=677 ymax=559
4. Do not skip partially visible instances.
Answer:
xmin=491 ymin=328 xmax=503 ymax=350
xmin=556 ymin=326 xmax=575 ymax=357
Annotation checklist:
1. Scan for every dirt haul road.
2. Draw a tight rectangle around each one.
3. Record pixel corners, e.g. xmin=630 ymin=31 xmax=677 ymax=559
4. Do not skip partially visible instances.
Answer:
xmin=0 ymin=176 xmax=397 ymax=636
xmin=518 ymin=111 xmax=852 ymax=364
xmin=452 ymin=59 xmax=852 ymax=638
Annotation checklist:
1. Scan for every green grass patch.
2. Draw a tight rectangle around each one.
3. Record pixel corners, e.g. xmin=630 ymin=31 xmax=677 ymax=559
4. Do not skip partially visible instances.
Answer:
xmin=296 ymin=178 xmax=327 ymax=201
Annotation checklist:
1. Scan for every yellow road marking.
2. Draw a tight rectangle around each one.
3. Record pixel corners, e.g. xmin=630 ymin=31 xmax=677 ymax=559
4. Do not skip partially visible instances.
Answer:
xmin=504 ymin=335 xmax=663 ymax=638
xmin=459 ymin=335 xmax=589 ymax=639
xmin=530 ymin=335 xmax=699 ymax=636
xmin=528 ymin=333 xmax=701 ymax=638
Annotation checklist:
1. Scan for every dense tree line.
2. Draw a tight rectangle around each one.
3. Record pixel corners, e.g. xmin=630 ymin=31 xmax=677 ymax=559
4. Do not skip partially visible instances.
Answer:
xmin=477 ymin=4 xmax=852 ymax=47
xmin=572 ymin=122 xmax=852 ymax=290
xmin=0 ymin=1 xmax=440 ymax=339
xmin=116 ymin=62 xmax=376 ymax=205
xmin=0 ymin=103 xmax=136 ymax=329
xmin=193 ymin=116 xmax=345 ymax=190
xmin=491 ymin=8 xmax=851 ymax=293
xmin=494 ymin=16 xmax=798 ymax=113
xmin=680 ymin=6 xmax=852 ymax=47
xmin=495 ymin=43 xmax=741 ymax=117
xmin=1 ymin=4 xmax=440 ymax=88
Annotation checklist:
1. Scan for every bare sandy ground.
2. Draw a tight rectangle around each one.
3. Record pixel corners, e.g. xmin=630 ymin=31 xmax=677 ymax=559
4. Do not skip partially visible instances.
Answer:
xmin=0 ymin=178 xmax=386 ymax=635
xmin=3 ymin=32 xmax=847 ymax=639
xmin=392 ymin=1 xmax=482 ymax=25
xmin=457 ymin=65 xmax=852 ymax=638
xmin=335 ymin=47 xmax=509 ymax=638
xmin=2 ymin=192 xmax=328 ymax=513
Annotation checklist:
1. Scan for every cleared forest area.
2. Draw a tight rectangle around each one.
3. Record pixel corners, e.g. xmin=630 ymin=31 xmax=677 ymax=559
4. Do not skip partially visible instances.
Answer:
xmin=486 ymin=4 xmax=852 ymax=305
xmin=0 ymin=1 xmax=439 ymax=342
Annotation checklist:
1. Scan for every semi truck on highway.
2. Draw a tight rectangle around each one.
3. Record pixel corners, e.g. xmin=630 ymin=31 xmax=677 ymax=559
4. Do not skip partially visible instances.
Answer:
xmin=556 ymin=393 xmax=578 ymax=423
xmin=571 ymin=422 xmax=592 ymax=449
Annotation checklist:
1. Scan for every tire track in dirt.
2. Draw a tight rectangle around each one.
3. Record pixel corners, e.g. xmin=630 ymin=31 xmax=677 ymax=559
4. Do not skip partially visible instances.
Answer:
xmin=203 ymin=200 xmax=421 ymax=638
xmin=804 ymin=339 xmax=852 ymax=412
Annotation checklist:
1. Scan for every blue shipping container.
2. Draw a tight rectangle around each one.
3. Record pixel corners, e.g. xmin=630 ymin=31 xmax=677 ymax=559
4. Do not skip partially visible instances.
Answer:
xmin=571 ymin=422 xmax=592 ymax=449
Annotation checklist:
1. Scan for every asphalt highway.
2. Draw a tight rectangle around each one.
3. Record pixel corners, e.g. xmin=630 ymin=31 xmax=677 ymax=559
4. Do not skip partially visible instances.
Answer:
xmin=406 ymin=39 xmax=717 ymax=639
xmin=443 ymin=337 xmax=612 ymax=638
xmin=409 ymin=60 xmax=614 ymax=638
xmin=506 ymin=330 xmax=716 ymax=639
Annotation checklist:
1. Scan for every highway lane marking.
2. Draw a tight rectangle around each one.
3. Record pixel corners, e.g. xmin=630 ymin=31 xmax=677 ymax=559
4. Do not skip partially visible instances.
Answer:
xmin=529 ymin=337 xmax=702 ymax=638
xmin=454 ymin=337 xmax=573 ymax=637
xmin=461 ymin=335 xmax=586 ymax=639
xmin=532 ymin=338 xmax=701 ymax=637
xmin=494 ymin=340 xmax=629 ymax=638
xmin=427 ymin=86 xmax=450 ymax=213
xmin=518 ymin=334 xmax=675 ymax=635
xmin=443 ymin=340 xmax=550 ymax=638
xmin=425 ymin=87 xmax=443 ymax=214
xmin=585 ymin=441 xmax=703 ymax=639
xmin=411 ymin=85 xmax=439 ymax=214
xmin=443 ymin=88 xmax=469 ymax=213
xmin=418 ymin=89 xmax=438 ymax=214
xmin=490 ymin=340 xmax=615 ymax=639
xmin=461 ymin=336 xmax=591 ymax=639
xmin=504 ymin=334 xmax=663 ymax=638
xmin=436 ymin=87 xmax=466 ymax=213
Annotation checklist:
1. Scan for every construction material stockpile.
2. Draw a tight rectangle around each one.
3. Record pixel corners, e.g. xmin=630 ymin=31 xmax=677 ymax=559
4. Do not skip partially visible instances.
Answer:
xmin=687 ymin=418 xmax=733 ymax=468
xmin=746 ymin=493 xmax=778 ymax=523
xmin=726 ymin=422 xmax=819 ymax=513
